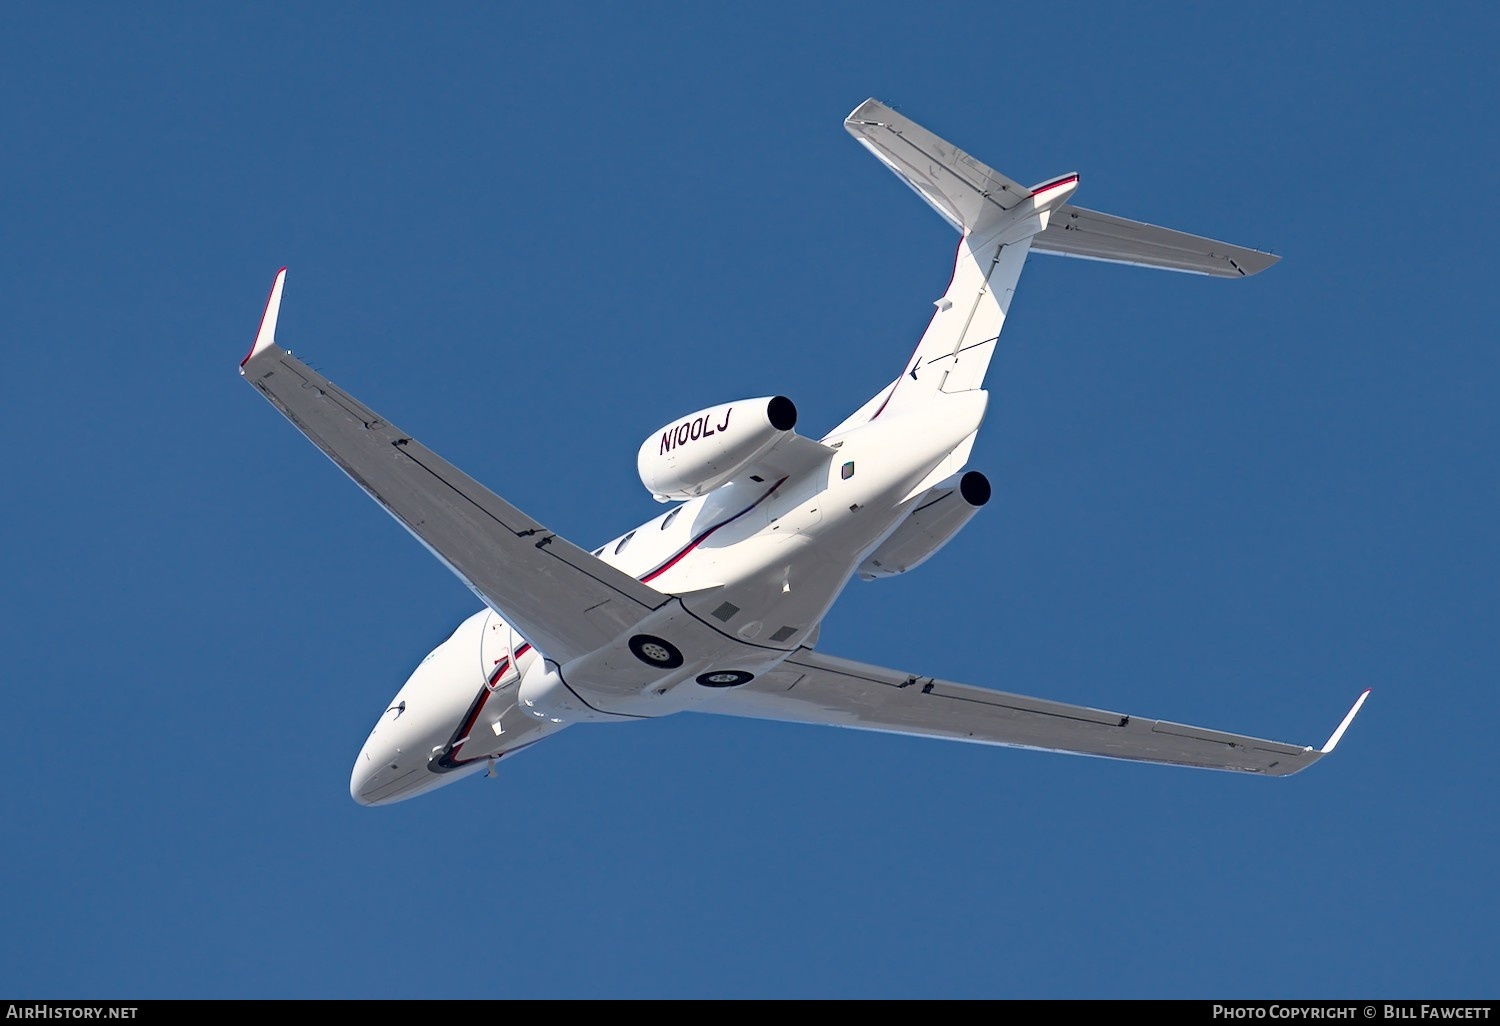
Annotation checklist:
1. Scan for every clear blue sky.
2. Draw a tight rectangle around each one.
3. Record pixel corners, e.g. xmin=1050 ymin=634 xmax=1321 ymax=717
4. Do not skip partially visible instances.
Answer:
xmin=3 ymin=2 xmax=1495 ymax=1000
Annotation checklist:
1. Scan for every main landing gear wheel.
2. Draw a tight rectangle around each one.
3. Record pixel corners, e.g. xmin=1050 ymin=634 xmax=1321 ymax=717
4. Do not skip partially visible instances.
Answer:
xmin=695 ymin=670 xmax=755 ymax=688
xmin=628 ymin=634 xmax=684 ymax=669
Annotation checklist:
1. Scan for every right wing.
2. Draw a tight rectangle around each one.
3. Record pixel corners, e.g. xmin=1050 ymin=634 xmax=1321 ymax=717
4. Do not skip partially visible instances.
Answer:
xmin=239 ymin=269 xmax=670 ymax=663
xmin=699 ymin=648 xmax=1369 ymax=776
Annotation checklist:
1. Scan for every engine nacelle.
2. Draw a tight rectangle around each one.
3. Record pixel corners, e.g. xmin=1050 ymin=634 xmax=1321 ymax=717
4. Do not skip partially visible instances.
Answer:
xmin=858 ymin=470 xmax=991 ymax=580
xmin=637 ymin=395 xmax=798 ymax=501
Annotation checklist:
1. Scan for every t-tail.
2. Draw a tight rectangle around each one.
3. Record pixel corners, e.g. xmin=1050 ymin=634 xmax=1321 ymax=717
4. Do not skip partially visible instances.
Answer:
xmin=829 ymin=97 xmax=1278 ymax=435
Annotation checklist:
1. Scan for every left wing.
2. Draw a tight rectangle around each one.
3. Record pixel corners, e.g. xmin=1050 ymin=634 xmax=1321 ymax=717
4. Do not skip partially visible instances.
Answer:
xmin=697 ymin=648 xmax=1369 ymax=776
xmin=239 ymin=269 xmax=670 ymax=663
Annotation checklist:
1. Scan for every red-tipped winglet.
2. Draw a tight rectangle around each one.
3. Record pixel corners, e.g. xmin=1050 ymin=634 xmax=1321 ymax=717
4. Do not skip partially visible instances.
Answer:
xmin=241 ymin=267 xmax=287 ymax=369
xmin=1320 ymin=688 xmax=1372 ymax=755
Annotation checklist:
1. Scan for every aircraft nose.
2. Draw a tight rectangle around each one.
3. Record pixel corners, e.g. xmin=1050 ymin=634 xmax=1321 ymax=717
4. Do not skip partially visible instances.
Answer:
xmin=350 ymin=749 xmax=381 ymax=806
xmin=349 ymin=732 xmax=431 ymax=806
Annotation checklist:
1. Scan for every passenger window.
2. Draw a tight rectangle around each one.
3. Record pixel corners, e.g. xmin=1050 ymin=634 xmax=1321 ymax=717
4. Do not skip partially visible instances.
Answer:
xmin=614 ymin=531 xmax=636 ymax=554
xmin=661 ymin=507 xmax=681 ymax=530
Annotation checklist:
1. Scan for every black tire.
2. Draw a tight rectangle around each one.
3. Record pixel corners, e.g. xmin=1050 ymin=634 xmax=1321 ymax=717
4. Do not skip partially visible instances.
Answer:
xmin=695 ymin=669 xmax=755 ymax=688
xmin=628 ymin=634 xmax=684 ymax=669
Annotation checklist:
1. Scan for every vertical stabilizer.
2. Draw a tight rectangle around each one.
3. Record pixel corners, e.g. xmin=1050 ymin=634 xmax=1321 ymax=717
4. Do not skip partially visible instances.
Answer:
xmin=835 ymin=98 xmax=1275 ymax=436
xmin=843 ymin=100 xmax=1079 ymax=421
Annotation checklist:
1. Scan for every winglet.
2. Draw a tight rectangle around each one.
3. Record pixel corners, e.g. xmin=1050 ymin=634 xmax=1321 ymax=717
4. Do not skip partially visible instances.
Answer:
xmin=1319 ymin=688 xmax=1372 ymax=754
xmin=241 ymin=267 xmax=287 ymax=370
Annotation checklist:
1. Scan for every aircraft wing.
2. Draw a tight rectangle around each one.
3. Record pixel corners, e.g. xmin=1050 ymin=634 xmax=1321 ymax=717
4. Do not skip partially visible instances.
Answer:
xmin=698 ymin=648 xmax=1368 ymax=776
xmin=239 ymin=269 xmax=670 ymax=663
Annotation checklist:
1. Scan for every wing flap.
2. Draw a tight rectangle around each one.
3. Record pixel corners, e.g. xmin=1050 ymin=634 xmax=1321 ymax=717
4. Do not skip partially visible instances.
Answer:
xmin=241 ymin=334 xmax=668 ymax=663
xmin=701 ymin=649 xmax=1362 ymax=776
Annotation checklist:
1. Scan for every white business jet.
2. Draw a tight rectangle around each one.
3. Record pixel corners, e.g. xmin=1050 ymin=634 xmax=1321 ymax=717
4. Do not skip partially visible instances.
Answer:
xmin=241 ymin=98 xmax=1368 ymax=806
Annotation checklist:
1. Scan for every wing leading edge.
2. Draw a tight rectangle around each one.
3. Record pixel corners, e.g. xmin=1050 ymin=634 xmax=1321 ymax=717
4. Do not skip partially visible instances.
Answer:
xmin=239 ymin=269 xmax=669 ymax=664
xmin=699 ymin=648 xmax=1369 ymax=776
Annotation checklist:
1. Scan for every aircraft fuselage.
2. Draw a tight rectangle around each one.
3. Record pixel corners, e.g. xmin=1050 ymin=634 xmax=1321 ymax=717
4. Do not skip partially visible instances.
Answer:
xmin=350 ymin=389 xmax=987 ymax=802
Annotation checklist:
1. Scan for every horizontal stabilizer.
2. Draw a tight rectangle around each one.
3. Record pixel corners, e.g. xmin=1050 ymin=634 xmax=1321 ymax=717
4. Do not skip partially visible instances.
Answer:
xmin=845 ymin=98 xmax=1033 ymax=235
xmin=846 ymin=97 xmax=1278 ymax=277
xmin=1035 ymin=204 xmax=1279 ymax=277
